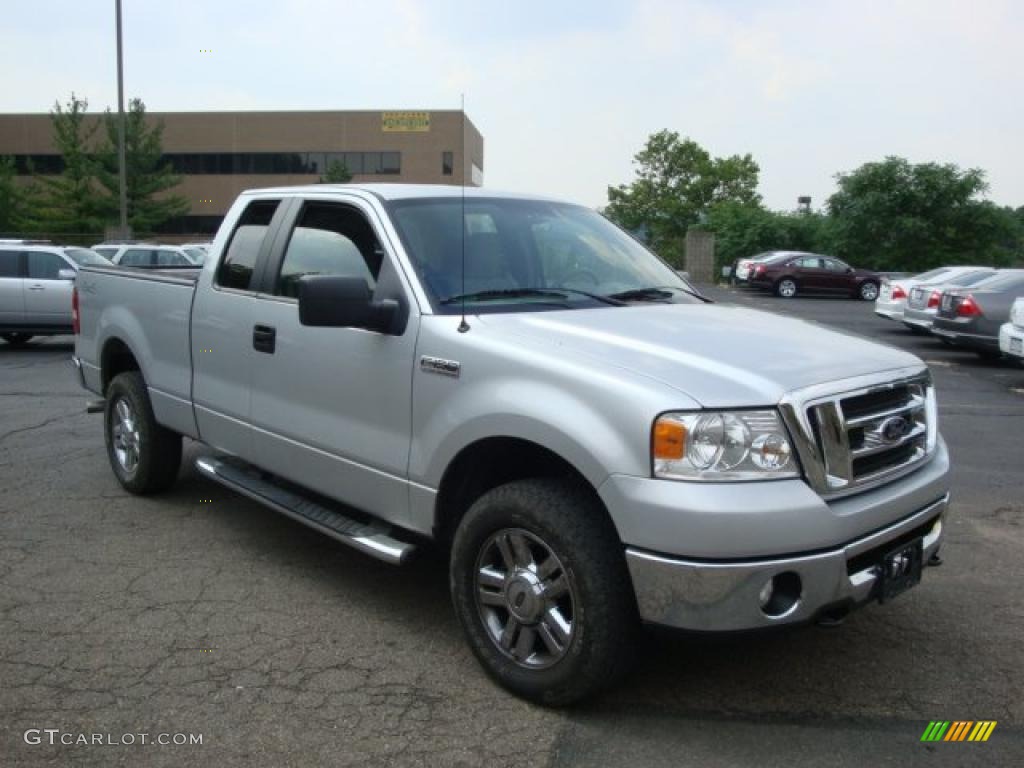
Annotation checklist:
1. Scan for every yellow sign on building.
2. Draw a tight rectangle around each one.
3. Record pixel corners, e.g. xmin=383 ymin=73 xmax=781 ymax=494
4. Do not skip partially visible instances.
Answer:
xmin=382 ymin=111 xmax=431 ymax=132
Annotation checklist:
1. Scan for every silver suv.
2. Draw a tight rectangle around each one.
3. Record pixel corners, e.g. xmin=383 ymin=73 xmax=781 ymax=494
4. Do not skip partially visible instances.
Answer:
xmin=0 ymin=242 xmax=109 ymax=346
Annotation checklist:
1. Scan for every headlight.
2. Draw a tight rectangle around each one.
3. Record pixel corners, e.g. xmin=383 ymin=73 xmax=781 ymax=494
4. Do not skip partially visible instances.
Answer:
xmin=653 ymin=410 xmax=800 ymax=481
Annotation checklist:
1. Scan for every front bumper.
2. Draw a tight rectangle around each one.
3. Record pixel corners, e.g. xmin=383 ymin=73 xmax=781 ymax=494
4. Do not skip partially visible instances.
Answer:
xmin=999 ymin=322 xmax=1024 ymax=359
xmin=626 ymin=494 xmax=946 ymax=631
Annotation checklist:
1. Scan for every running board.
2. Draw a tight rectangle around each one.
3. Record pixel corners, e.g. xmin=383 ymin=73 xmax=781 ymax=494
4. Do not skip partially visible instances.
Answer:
xmin=195 ymin=456 xmax=415 ymax=565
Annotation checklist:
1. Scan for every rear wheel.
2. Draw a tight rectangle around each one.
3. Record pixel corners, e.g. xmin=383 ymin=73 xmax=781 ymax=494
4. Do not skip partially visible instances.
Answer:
xmin=1 ymin=333 xmax=34 ymax=347
xmin=776 ymin=278 xmax=798 ymax=298
xmin=859 ymin=281 xmax=880 ymax=301
xmin=450 ymin=478 xmax=638 ymax=706
xmin=104 ymin=371 xmax=182 ymax=494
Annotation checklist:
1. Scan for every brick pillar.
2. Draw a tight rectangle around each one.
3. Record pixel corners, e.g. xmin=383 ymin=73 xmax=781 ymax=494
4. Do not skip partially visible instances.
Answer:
xmin=684 ymin=230 xmax=715 ymax=284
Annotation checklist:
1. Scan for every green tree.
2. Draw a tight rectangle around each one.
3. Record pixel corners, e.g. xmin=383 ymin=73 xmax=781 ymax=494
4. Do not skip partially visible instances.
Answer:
xmin=320 ymin=159 xmax=353 ymax=183
xmin=0 ymin=156 xmax=41 ymax=234
xmin=96 ymin=98 xmax=189 ymax=234
xmin=605 ymin=130 xmax=760 ymax=264
xmin=34 ymin=93 xmax=106 ymax=236
xmin=826 ymin=157 xmax=1015 ymax=271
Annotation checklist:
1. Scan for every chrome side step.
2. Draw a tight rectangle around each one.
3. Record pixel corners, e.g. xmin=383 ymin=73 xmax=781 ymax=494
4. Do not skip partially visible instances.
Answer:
xmin=195 ymin=456 xmax=415 ymax=565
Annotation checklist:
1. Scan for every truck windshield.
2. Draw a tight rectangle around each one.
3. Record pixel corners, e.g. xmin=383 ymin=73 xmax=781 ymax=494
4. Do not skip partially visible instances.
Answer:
xmin=387 ymin=197 xmax=700 ymax=313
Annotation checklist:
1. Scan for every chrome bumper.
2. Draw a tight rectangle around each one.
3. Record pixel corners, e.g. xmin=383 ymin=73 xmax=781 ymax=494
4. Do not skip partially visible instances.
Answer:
xmin=626 ymin=494 xmax=947 ymax=631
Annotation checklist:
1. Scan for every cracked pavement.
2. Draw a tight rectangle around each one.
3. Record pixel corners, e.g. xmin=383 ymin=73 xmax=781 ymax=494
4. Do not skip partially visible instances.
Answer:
xmin=2 ymin=292 xmax=1023 ymax=767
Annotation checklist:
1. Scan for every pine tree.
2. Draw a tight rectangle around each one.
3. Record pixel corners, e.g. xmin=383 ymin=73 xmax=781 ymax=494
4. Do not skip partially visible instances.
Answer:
xmin=35 ymin=94 xmax=106 ymax=236
xmin=96 ymin=98 xmax=189 ymax=234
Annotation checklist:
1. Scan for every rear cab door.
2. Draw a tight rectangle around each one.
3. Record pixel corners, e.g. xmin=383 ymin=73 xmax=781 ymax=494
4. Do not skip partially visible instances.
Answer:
xmin=191 ymin=195 xmax=288 ymax=459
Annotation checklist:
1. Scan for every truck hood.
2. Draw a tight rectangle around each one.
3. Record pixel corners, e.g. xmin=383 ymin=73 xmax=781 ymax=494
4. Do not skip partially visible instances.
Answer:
xmin=476 ymin=303 xmax=923 ymax=407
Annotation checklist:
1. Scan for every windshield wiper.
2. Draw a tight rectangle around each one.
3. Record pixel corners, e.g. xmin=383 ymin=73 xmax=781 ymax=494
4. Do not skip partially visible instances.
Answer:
xmin=440 ymin=287 xmax=626 ymax=307
xmin=606 ymin=285 xmax=711 ymax=303
xmin=440 ymin=288 xmax=570 ymax=305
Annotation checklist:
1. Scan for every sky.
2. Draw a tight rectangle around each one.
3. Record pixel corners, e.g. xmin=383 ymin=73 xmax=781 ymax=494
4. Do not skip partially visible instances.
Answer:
xmin=1 ymin=0 xmax=1021 ymax=211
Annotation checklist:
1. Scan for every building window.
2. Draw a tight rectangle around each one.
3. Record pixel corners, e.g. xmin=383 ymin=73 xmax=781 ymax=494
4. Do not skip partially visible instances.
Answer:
xmin=442 ymin=151 xmax=453 ymax=176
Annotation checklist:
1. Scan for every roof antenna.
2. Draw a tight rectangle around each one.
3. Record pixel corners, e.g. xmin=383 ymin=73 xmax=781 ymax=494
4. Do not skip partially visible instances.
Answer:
xmin=457 ymin=93 xmax=470 ymax=333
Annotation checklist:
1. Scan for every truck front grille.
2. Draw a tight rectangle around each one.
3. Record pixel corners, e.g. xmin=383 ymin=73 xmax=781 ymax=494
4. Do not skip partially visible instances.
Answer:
xmin=780 ymin=371 xmax=936 ymax=498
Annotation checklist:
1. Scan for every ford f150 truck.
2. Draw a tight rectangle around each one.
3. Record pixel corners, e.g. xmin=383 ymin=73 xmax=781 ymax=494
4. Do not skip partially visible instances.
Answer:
xmin=73 ymin=184 xmax=950 ymax=705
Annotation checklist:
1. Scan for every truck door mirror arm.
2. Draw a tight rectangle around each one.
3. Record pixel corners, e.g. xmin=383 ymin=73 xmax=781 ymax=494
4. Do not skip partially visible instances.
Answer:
xmin=298 ymin=275 xmax=400 ymax=334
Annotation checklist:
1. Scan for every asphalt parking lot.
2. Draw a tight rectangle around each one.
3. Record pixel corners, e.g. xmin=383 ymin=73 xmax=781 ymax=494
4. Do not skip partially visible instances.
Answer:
xmin=2 ymin=288 xmax=1022 ymax=767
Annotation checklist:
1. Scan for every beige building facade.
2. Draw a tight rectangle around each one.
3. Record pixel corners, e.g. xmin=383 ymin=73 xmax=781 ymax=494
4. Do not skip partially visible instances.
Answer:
xmin=0 ymin=109 xmax=484 ymax=235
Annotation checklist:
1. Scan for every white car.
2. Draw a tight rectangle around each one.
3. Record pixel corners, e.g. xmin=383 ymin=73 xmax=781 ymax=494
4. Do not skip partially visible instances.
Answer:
xmin=92 ymin=244 xmax=198 ymax=268
xmin=0 ymin=242 xmax=110 ymax=346
xmin=875 ymin=266 xmax=991 ymax=322
xmin=999 ymin=297 xmax=1024 ymax=361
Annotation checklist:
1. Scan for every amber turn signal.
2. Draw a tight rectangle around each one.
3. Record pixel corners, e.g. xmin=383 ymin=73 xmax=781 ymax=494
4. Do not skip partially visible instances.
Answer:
xmin=653 ymin=419 xmax=686 ymax=460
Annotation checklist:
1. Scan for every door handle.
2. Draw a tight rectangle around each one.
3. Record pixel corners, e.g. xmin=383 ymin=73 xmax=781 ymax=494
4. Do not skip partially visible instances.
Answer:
xmin=253 ymin=324 xmax=276 ymax=354
xmin=28 ymin=284 xmax=45 ymax=290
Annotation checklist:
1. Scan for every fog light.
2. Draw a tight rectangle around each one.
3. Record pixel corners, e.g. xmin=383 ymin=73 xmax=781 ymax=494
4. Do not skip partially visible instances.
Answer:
xmin=759 ymin=572 xmax=802 ymax=618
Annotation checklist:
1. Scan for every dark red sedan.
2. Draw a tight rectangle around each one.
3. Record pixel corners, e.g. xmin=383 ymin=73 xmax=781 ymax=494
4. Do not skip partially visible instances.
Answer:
xmin=746 ymin=252 xmax=881 ymax=300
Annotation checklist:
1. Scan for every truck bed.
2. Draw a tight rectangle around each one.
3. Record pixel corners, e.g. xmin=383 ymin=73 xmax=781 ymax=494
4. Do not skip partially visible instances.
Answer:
xmin=75 ymin=265 xmax=202 ymax=438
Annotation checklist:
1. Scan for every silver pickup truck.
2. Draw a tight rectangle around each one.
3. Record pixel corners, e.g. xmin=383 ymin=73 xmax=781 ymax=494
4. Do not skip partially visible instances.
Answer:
xmin=73 ymin=184 xmax=950 ymax=705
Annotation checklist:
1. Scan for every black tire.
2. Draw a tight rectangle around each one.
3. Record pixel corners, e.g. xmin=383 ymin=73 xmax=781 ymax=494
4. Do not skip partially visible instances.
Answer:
xmin=859 ymin=281 xmax=880 ymax=301
xmin=450 ymin=477 xmax=638 ymax=706
xmin=104 ymin=371 xmax=182 ymax=494
xmin=775 ymin=278 xmax=798 ymax=298
xmin=1 ymin=332 xmax=34 ymax=347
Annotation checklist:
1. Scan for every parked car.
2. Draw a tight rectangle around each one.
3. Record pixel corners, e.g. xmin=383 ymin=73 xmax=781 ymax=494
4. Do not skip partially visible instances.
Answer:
xmin=931 ymin=270 xmax=1024 ymax=358
xmin=901 ymin=268 xmax=998 ymax=334
xmin=732 ymin=251 xmax=803 ymax=283
xmin=998 ymin=297 xmax=1024 ymax=362
xmin=0 ymin=243 xmax=110 ymax=346
xmin=73 ymin=184 xmax=949 ymax=704
xmin=98 ymin=244 xmax=199 ymax=268
xmin=747 ymin=253 xmax=880 ymax=299
xmin=875 ymin=267 xmax=987 ymax=322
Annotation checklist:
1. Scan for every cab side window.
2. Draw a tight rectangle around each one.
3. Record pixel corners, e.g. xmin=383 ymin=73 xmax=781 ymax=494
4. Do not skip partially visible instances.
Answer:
xmin=217 ymin=199 xmax=281 ymax=291
xmin=27 ymin=252 xmax=66 ymax=279
xmin=275 ymin=202 xmax=383 ymax=299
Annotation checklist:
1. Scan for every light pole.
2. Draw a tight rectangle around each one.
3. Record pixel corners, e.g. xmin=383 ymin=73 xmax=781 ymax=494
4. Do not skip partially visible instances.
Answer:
xmin=115 ymin=0 xmax=128 ymax=238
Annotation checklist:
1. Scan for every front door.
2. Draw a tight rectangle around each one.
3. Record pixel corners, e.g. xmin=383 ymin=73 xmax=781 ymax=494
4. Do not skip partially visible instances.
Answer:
xmin=248 ymin=198 xmax=419 ymax=527
xmin=24 ymin=251 xmax=74 ymax=327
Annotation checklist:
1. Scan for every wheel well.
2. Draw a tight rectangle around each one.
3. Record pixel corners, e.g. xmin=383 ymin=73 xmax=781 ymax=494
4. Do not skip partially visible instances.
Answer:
xmin=434 ymin=437 xmax=603 ymax=545
xmin=101 ymin=338 xmax=141 ymax=394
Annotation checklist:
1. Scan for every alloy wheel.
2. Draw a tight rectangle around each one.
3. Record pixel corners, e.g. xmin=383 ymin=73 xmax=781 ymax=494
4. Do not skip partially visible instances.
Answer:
xmin=111 ymin=397 xmax=141 ymax=473
xmin=474 ymin=528 xmax=577 ymax=669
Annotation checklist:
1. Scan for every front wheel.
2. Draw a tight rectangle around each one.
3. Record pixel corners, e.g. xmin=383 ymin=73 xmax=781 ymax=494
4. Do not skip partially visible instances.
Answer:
xmin=104 ymin=371 xmax=182 ymax=494
xmin=859 ymin=281 xmax=880 ymax=301
xmin=1 ymin=333 xmax=34 ymax=347
xmin=776 ymin=278 xmax=798 ymax=298
xmin=450 ymin=478 xmax=638 ymax=706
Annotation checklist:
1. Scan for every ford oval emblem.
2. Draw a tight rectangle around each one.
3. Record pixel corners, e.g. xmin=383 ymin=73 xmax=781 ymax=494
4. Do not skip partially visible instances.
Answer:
xmin=880 ymin=416 xmax=909 ymax=444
